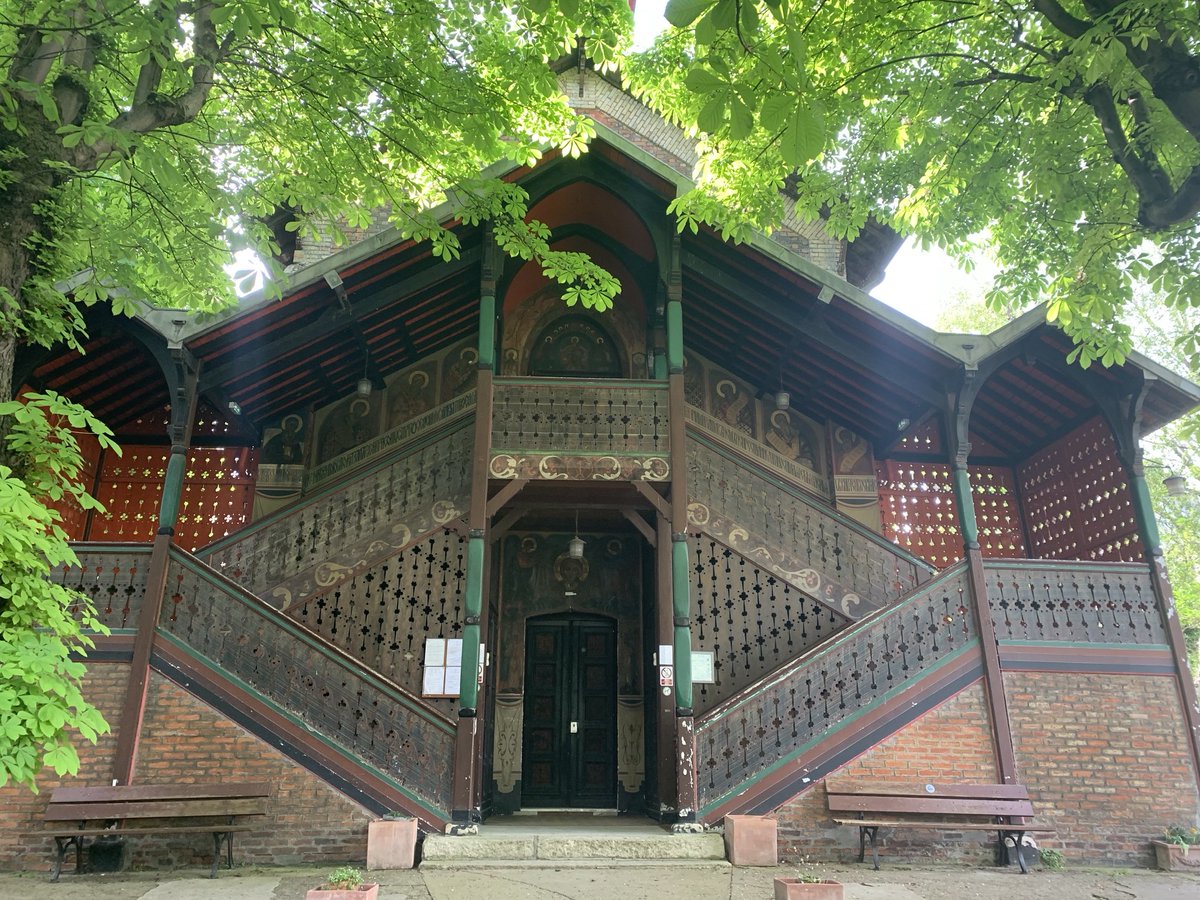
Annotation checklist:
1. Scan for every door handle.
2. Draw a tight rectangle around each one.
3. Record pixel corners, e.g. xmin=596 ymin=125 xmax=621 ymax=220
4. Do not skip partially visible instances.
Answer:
xmin=569 ymin=721 xmax=579 ymax=734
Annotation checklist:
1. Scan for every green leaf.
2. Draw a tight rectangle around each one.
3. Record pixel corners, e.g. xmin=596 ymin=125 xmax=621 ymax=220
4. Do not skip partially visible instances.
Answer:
xmin=664 ymin=0 xmax=719 ymax=28
xmin=684 ymin=68 xmax=727 ymax=94
xmin=760 ymin=94 xmax=791 ymax=132
xmin=730 ymin=97 xmax=753 ymax=140
xmin=780 ymin=105 xmax=825 ymax=166
xmin=698 ymin=95 xmax=727 ymax=134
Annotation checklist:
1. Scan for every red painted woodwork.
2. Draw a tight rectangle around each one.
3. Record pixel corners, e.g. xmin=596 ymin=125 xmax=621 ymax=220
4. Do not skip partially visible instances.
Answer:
xmin=1018 ymin=418 xmax=1141 ymax=562
xmin=875 ymin=461 xmax=1026 ymax=568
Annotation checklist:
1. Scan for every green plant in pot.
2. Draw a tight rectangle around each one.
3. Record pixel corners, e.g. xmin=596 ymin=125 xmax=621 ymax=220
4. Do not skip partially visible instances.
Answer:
xmin=305 ymin=865 xmax=380 ymax=899
xmin=1152 ymin=825 xmax=1200 ymax=872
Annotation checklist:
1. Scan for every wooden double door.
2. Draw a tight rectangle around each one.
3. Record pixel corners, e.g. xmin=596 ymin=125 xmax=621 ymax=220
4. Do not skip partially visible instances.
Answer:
xmin=521 ymin=615 xmax=617 ymax=808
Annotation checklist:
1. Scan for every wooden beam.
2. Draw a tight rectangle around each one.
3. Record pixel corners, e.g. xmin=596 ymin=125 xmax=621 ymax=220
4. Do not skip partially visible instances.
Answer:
xmin=621 ymin=508 xmax=656 ymax=547
xmin=490 ymin=508 xmax=527 ymax=542
xmin=632 ymin=480 xmax=671 ymax=519
xmin=486 ymin=478 xmax=528 ymax=518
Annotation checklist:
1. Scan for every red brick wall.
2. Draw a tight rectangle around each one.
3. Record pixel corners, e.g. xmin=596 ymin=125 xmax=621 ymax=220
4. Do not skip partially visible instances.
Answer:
xmin=776 ymin=681 xmax=999 ymax=864
xmin=0 ymin=665 xmax=374 ymax=874
xmin=1007 ymin=671 xmax=1200 ymax=866
xmin=0 ymin=663 xmax=127 ymax=871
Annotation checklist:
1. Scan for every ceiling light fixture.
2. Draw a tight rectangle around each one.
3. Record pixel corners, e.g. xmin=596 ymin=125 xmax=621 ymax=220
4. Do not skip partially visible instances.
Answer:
xmin=568 ymin=509 xmax=586 ymax=559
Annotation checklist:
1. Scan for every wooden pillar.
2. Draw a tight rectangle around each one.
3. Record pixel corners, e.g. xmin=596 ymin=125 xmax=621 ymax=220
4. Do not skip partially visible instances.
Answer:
xmin=111 ymin=349 xmax=200 ymax=785
xmin=664 ymin=234 xmax=700 ymax=829
xmin=945 ymin=371 xmax=1018 ymax=785
xmin=1111 ymin=378 xmax=1200 ymax=782
xmin=654 ymin=512 xmax=677 ymax=818
xmin=450 ymin=233 xmax=499 ymax=830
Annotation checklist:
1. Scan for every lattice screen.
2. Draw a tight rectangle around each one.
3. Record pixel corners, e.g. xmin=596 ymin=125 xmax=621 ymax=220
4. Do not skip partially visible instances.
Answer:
xmin=876 ymin=461 xmax=1026 ymax=568
xmin=286 ymin=527 xmax=467 ymax=714
xmin=1018 ymin=418 xmax=1141 ymax=562
xmin=86 ymin=445 xmax=257 ymax=551
xmin=689 ymin=534 xmax=850 ymax=715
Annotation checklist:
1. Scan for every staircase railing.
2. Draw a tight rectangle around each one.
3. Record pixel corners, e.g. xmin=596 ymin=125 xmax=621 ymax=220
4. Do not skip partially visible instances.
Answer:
xmin=983 ymin=558 xmax=1166 ymax=644
xmin=687 ymin=532 xmax=853 ymax=715
xmin=53 ymin=543 xmax=152 ymax=631
xmin=687 ymin=433 xmax=933 ymax=617
xmin=160 ymin=546 xmax=456 ymax=818
xmin=199 ymin=421 xmax=473 ymax=609
xmin=695 ymin=560 xmax=972 ymax=813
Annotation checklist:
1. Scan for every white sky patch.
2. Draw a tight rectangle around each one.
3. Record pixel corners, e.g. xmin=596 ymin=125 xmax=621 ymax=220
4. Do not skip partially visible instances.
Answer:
xmin=634 ymin=0 xmax=669 ymax=50
xmin=872 ymin=239 xmax=997 ymax=328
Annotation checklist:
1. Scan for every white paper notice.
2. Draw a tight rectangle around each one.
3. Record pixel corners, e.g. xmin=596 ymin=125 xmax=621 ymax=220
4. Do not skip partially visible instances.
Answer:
xmin=444 ymin=666 xmax=462 ymax=695
xmin=445 ymin=638 xmax=463 ymax=666
xmin=659 ymin=644 xmax=673 ymax=666
xmin=424 ymin=638 xmax=446 ymax=666
xmin=423 ymin=666 xmax=445 ymax=695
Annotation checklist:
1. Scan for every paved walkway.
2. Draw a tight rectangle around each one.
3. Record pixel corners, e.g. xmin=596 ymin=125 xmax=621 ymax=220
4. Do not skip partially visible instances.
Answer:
xmin=1 ymin=864 xmax=1197 ymax=900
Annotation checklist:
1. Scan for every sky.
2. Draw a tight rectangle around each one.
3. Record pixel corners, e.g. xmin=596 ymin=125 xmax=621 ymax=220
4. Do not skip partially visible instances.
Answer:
xmin=630 ymin=2 xmax=992 ymax=330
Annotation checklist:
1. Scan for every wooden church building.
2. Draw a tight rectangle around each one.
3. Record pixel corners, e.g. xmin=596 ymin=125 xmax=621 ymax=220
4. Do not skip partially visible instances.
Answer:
xmin=2 ymin=58 xmax=1199 ymax=871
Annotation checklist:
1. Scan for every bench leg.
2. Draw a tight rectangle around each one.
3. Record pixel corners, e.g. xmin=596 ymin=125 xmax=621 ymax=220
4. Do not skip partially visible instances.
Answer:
xmin=51 ymin=837 xmax=70 ymax=883
xmin=210 ymin=832 xmax=224 ymax=878
xmin=1012 ymin=831 xmax=1029 ymax=875
xmin=863 ymin=826 xmax=880 ymax=870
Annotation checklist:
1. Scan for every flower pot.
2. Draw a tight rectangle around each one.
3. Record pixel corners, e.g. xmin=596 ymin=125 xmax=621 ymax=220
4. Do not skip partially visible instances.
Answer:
xmin=305 ymin=884 xmax=379 ymax=900
xmin=724 ymin=814 xmax=778 ymax=866
xmin=1152 ymin=840 xmax=1200 ymax=872
xmin=773 ymin=877 xmax=844 ymax=900
xmin=368 ymin=816 xmax=418 ymax=869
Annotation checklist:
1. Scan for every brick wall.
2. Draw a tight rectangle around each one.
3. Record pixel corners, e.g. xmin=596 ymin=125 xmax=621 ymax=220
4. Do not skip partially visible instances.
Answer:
xmin=0 ymin=665 xmax=374 ymax=874
xmin=0 ymin=663 xmax=127 ymax=871
xmin=1007 ymin=671 xmax=1200 ymax=866
xmin=776 ymin=681 xmax=999 ymax=864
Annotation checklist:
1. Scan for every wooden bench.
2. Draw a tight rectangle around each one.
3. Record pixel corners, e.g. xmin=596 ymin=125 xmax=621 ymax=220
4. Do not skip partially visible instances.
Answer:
xmin=826 ymin=780 xmax=1053 ymax=874
xmin=42 ymin=782 xmax=270 ymax=881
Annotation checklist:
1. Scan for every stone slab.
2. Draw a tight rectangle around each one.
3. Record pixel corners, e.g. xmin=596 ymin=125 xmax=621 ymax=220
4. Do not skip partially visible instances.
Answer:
xmin=421 ymin=836 xmax=537 ymax=861
xmin=536 ymin=835 xmax=726 ymax=860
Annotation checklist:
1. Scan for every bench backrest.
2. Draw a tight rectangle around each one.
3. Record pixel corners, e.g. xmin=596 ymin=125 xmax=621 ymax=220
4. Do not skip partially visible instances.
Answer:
xmin=826 ymin=780 xmax=1035 ymax=819
xmin=45 ymin=782 xmax=271 ymax=823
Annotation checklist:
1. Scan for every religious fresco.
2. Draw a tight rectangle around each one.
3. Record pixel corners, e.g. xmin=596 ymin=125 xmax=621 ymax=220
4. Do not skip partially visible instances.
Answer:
xmin=315 ymin=395 xmax=382 ymax=464
xmin=830 ymin=423 xmax=883 ymax=531
xmin=440 ymin=343 xmax=478 ymax=402
xmin=386 ymin=361 xmax=438 ymax=430
xmin=501 ymin=285 xmax=645 ymax=379
xmin=260 ymin=412 xmax=309 ymax=466
xmin=253 ymin=411 xmax=310 ymax=520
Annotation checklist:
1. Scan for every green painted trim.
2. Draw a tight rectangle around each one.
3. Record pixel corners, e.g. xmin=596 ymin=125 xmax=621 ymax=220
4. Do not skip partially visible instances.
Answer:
xmin=493 ymin=376 xmax=666 ymax=390
xmin=698 ymin=639 xmax=981 ymax=815
xmin=653 ymin=350 xmax=668 ymax=381
xmin=672 ymin=539 xmax=693 ymax=708
xmin=199 ymin=417 xmax=472 ymax=557
xmin=700 ymin=561 xmax=971 ymax=727
xmin=479 ymin=295 xmax=496 ymax=370
xmin=951 ymin=467 xmax=978 ymax=546
xmin=981 ymin=559 xmax=1148 ymax=574
xmin=459 ymin=536 xmax=486 ymax=709
xmin=168 ymin=552 xmax=455 ymax=733
xmin=667 ymin=302 xmax=683 ymax=373
xmin=687 ymin=431 xmax=933 ymax=574
xmin=155 ymin=630 xmax=450 ymax=820
xmin=997 ymin=639 xmax=1171 ymax=651
xmin=67 ymin=542 xmax=153 ymax=555
xmin=1129 ymin=473 xmax=1162 ymax=553
xmin=158 ymin=449 xmax=187 ymax=530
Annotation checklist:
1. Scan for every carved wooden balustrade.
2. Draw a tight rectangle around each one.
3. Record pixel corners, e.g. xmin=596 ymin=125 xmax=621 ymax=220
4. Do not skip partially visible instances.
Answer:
xmin=696 ymin=561 xmax=972 ymax=812
xmin=160 ymin=547 xmax=456 ymax=815
xmin=199 ymin=423 xmax=472 ymax=609
xmin=687 ymin=438 xmax=932 ymax=618
xmin=52 ymin=544 xmax=152 ymax=630
xmin=689 ymin=534 xmax=852 ymax=715
xmin=285 ymin=527 xmax=467 ymax=716
xmin=490 ymin=379 xmax=669 ymax=475
xmin=983 ymin=559 xmax=1166 ymax=644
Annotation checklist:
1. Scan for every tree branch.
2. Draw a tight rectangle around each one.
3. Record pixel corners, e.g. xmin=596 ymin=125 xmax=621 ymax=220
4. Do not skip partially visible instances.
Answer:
xmin=1030 ymin=0 xmax=1092 ymax=40
xmin=1140 ymin=162 xmax=1200 ymax=228
xmin=1084 ymin=81 xmax=1173 ymax=206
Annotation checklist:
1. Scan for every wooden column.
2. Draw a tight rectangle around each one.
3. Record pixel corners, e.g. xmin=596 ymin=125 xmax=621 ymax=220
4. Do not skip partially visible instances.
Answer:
xmin=111 ymin=349 xmax=200 ymax=785
xmin=664 ymin=235 xmax=700 ymax=829
xmin=945 ymin=371 xmax=1018 ymax=785
xmin=1111 ymin=377 xmax=1200 ymax=782
xmin=450 ymin=233 xmax=499 ymax=829
xmin=654 ymin=512 xmax=677 ymax=817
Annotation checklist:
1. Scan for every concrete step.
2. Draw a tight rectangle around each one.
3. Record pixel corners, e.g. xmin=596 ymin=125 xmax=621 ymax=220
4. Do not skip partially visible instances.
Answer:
xmin=421 ymin=832 xmax=728 ymax=867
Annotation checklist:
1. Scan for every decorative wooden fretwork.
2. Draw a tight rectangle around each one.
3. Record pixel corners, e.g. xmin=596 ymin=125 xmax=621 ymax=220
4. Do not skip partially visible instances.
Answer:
xmin=51 ymin=545 xmax=152 ymax=631
xmin=875 ymin=461 xmax=1026 ymax=567
xmin=201 ymin=424 xmax=472 ymax=609
xmin=491 ymin=379 xmax=669 ymax=457
xmin=984 ymin=559 xmax=1165 ymax=644
xmin=86 ymin=446 xmax=258 ymax=551
xmin=161 ymin=549 xmax=455 ymax=814
xmin=1018 ymin=418 xmax=1141 ymax=562
xmin=687 ymin=440 xmax=930 ymax=617
xmin=689 ymin=535 xmax=851 ymax=715
xmin=287 ymin=527 xmax=467 ymax=714
xmin=695 ymin=562 xmax=973 ymax=810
